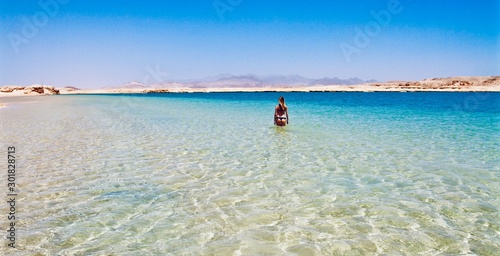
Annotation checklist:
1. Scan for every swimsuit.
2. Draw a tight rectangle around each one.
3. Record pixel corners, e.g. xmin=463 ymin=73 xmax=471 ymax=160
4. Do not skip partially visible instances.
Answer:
xmin=276 ymin=106 xmax=287 ymax=121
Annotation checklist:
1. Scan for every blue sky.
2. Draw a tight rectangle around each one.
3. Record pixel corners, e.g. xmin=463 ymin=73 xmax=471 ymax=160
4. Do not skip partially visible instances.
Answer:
xmin=1 ymin=0 xmax=498 ymax=88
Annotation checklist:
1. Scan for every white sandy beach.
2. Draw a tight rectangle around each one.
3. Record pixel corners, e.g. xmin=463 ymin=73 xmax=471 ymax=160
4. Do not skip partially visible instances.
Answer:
xmin=1 ymin=76 xmax=499 ymax=98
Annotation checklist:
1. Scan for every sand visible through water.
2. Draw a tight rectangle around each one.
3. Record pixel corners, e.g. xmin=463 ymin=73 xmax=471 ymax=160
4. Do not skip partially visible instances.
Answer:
xmin=0 ymin=92 xmax=498 ymax=255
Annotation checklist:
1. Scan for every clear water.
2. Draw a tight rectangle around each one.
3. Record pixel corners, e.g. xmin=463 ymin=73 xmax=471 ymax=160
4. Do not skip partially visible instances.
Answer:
xmin=1 ymin=92 xmax=499 ymax=255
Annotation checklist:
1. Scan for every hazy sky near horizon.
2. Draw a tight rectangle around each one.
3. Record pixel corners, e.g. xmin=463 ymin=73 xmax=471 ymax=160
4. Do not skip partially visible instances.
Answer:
xmin=1 ymin=0 xmax=498 ymax=88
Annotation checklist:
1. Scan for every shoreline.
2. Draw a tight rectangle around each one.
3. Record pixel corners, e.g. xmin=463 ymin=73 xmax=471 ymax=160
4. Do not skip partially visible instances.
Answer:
xmin=44 ymin=82 xmax=500 ymax=94
xmin=1 ymin=76 xmax=499 ymax=97
xmin=1 ymin=85 xmax=500 ymax=98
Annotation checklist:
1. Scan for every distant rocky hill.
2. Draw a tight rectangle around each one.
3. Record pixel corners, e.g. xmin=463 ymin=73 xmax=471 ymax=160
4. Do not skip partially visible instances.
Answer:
xmin=0 ymin=85 xmax=60 ymax=95
xmin=370 ymin=76 xmax=500 ymax=90
xmin=310 ymin=77 xmax=378 ymax=85
xmin=112 ymin=74 xmax=378 ymax=89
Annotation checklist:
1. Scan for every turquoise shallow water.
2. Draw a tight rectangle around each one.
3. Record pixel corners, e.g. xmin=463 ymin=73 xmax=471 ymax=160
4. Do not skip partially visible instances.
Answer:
xmin=0 ymin=92 xmax=499 ymax=255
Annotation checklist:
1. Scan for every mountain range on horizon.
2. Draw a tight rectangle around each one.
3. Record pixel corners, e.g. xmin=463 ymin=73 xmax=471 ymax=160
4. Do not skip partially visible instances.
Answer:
xmin=109 ymin=74 xmax=378 ymax=89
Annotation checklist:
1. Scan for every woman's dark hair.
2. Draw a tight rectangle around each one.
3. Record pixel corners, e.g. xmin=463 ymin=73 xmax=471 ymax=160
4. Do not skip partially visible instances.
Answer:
xmin=278 ymin=96 xmax=286 ymax=111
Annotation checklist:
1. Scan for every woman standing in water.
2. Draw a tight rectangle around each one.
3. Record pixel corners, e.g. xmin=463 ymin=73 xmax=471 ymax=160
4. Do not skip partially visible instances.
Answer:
xmin=274 ymin=96 xmax=289 ymax=126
